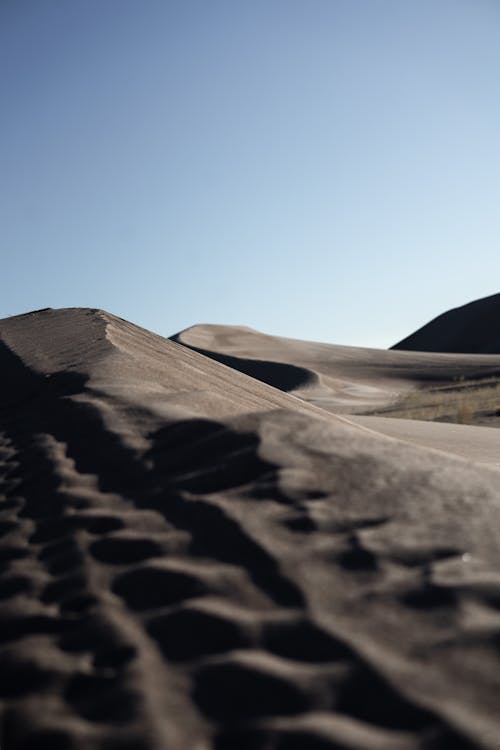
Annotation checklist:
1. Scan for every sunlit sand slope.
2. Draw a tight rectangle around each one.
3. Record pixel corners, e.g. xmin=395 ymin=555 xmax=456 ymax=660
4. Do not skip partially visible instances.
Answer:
xmin=174 ymin=323 xmax=500 ymax=414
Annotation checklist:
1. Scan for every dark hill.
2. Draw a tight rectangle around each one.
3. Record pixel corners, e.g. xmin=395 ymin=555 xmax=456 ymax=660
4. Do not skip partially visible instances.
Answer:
xmin=391 ymin=293 xmax=500 ymax=353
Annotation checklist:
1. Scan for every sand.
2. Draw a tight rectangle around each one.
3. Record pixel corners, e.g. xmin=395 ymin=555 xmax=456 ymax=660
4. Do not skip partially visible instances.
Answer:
xmin=391 ymin=292 xmax=500 ymax=353
xmin=175 ymin=322 xmax=500 ymax=414
xmin=2 ymin=308 xmax=500 ymax=749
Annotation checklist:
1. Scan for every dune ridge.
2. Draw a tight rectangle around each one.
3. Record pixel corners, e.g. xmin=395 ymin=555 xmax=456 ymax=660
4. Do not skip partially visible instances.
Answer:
xmin=175 ymin=323 xmax=500 ymax=413
xmin=175 ymin=322 xmax=500 ymax=465
xmin=391 ymin=293 xmax=500 ymax=354
xmin=2 ymin=309 xmax=500 ymax=748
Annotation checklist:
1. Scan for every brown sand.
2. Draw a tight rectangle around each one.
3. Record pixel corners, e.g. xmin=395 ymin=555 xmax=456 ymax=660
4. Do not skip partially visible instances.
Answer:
xmin=2 ymin=309 xmax=500 ymax=749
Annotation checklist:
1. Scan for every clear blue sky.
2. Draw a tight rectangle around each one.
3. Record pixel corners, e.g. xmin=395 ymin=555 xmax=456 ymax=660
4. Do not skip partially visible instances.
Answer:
xmin=2 ymin=1 xmax=500 ymax=348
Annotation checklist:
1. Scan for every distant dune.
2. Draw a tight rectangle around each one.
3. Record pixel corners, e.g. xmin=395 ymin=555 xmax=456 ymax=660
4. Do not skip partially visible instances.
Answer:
xmin=174 ymin=323 xmax=500 ymax=414
xmin=391 ymin=292 xmax=500 ymax=353
xmin=175 ymin=322 xmax=500 ymax=459
xmin=3 ymin=307 xmax=500 ymax=749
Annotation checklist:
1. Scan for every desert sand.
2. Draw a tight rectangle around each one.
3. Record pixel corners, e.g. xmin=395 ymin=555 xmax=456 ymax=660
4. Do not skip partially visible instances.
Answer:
xmin=2 ymin=307 xmax=500 ymax=749
xmin=174 ymin=322 xmax=500 ymax=413
xmin=392 ymin=292 xmax=500 ymax=354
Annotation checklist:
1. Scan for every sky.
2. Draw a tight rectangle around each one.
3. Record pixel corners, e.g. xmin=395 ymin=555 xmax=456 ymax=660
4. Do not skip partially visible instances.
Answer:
xmin=2 ymin=0 xmax=500 ymax=348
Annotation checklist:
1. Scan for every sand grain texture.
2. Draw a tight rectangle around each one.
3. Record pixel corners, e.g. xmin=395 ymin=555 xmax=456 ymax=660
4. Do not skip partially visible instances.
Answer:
xmin=1 ymin=309 xmax=500 ymax=749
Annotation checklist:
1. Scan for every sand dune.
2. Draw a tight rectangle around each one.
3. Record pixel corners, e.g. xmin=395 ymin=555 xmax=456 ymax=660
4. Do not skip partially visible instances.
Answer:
xmin=174 ymin=323 xmax=500 ymax=414
xmin=175 ymin=323 xmax=500 ymax=464
xmin=2 ymin=309 xmax=500 ymax=748
xmin=392 ymin=292 xmax=500 ymax=353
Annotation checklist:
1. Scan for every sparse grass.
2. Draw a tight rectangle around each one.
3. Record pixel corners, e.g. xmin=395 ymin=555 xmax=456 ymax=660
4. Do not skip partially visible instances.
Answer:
xmin=369 ymin=376 xmax=500 ymax=425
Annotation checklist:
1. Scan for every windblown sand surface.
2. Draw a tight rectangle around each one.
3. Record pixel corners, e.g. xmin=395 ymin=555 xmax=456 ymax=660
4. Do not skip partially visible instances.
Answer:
xmin=2 ymin=309 xmax=500 ymax=749
xmin=176 ymin=323 xmax=500 ymax=461
xmin=349 ymin=416 xmax=500 ymax=469
xmin=175 ymin=323 xmax=500 ymax=414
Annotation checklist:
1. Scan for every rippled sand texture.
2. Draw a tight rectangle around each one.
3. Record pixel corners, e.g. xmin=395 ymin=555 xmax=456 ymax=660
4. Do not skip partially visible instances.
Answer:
xmin=2 ymin=309 xmax=500 ymax=749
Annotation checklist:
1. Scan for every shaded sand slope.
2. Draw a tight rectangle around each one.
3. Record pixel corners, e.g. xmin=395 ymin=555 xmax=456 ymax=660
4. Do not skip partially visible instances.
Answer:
xmin=174 ymin=324 xmax=500 ymax=414
xmin=3 ymin=310 xmax=500 ymax=748
xmin=392 ymin=293 xmax=500 ymax=354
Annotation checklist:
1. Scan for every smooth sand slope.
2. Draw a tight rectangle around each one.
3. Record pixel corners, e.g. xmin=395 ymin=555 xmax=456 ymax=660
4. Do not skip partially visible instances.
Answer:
xmin=392 ymin=292 xmax=500 ymax=354
xmin=175 ymin=323 xmax=500 ymax=464
xmin=174 ymin=323 xmax=500 ymax=413
xmin=3 ymin=309 xmax=500 ymax=749
xmin=349 ymin=416 xmax=500 ymax=468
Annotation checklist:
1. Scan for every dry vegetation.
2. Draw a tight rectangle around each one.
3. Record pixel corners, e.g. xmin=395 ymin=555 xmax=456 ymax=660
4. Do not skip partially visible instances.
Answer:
xmin=370 ymin=376 xmax=500 ymax=425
